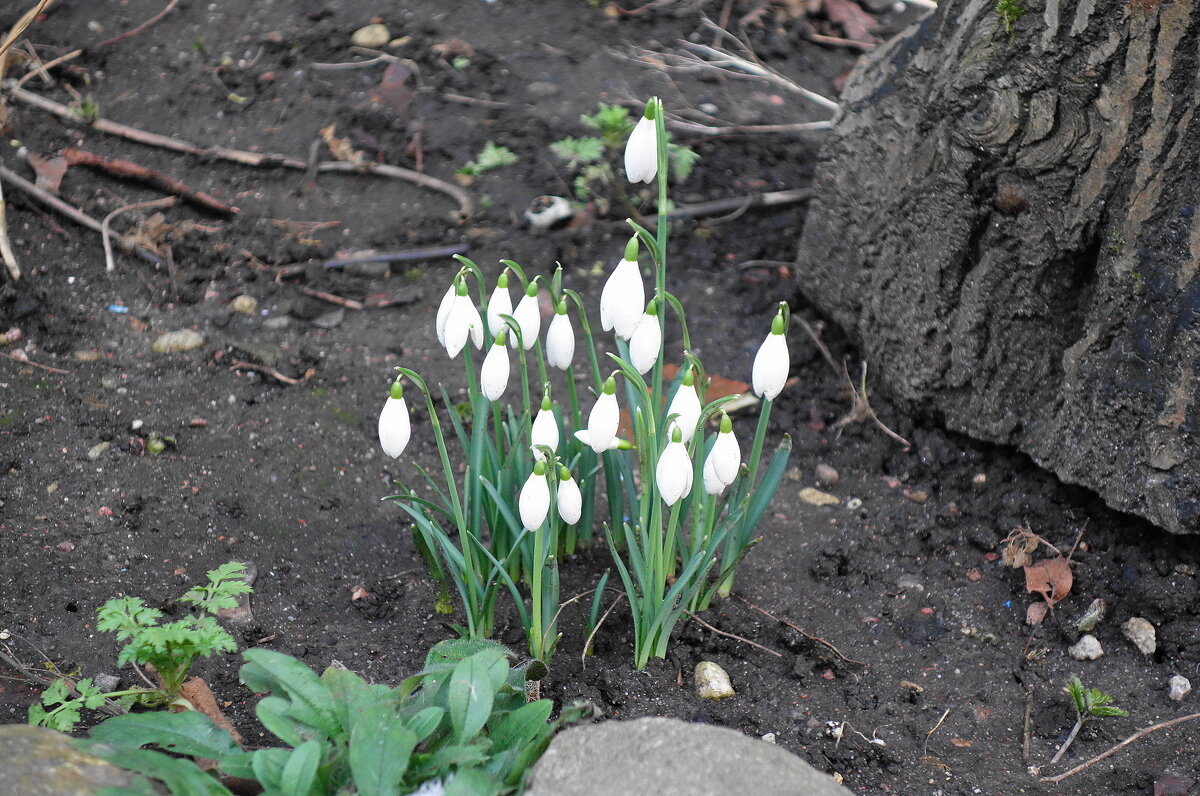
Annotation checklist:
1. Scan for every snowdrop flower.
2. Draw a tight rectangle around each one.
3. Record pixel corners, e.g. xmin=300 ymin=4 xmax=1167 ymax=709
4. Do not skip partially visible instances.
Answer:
xmin=656 ymin=427 xmax=693 ymax=505
xmin=624 ymin=103 xmax=658 ymax=184
xmin=435 ymin=282 xmax=457 ymax=348
xmin=600 ymin=238 xmax=644 ymax=341
xmin=444 ymin=282 xmax=484 ymax=359
xmin=378 ymin=381 xmax=411 ymax=459
xmin=628 ymin=301 xmax=662 ymax=375
xmin=511 ymin=280 xmax=541 ymax=350
xmin=546 ymin=300 xmax=575 ymax=370
xmin=557 ymin=466 xmax=582 ymax=525
xmin=702 ymin=455 xmax=725 ymax=496
xmin=752 ymin=308 xmax=789 ymax=400
xmin=519 ymin=461 xmax=551 ymax=531
xmin=583 ymin=376 xmax=620 ymax=454
xmin=531 ymin=393 xmax=560 ymax=453
xmin=480 ymin=331 xmax=510 ymax=402
xmin=572 ymin=429 xmax=625 ymax=452
xmin=666 ymin=369 xmax=702 ymax=444
xmin=703 ymin=413 xmax=740 ymax=494
xmin=485 ymin=270 xmax=512 ymax=337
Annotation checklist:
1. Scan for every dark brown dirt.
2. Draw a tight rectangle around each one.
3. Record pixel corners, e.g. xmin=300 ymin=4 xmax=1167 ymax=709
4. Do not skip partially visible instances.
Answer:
xmin=1 ymin=3 xmax=1198 ymax=795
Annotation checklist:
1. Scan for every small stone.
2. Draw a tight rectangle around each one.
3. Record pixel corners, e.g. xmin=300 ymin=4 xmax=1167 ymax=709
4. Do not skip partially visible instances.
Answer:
xmin=1068 ymin=634 xmax=1103 ymax=661
xmin=0 ymin=725 xmax=136 ymax=794
xmin=526 ymin=81 xmax=561 ymax=100
xmin=815 ymin=464 xmax=839 ymax=487
xmin=799 ymin=487 xmax=840 ymax=507
xmin=694 ymin=661 xmax=734 ymax=700
xmin=1168 ymin=675 xmax=1192 ymax=701
xmin=86 ymin=441 xmax=110 ymax=461
xmin=73 ymin=350 xmax=102 ymax=362
xmin=1122 ymin=616 xmax=1157 ymax=655
xmin=129 ymin=419 xmax=144 ymax=432
xmin=895 ymin=575 xmax=924 ymax=593
xmin=262 ymin=316 xmax=290 ymax=330
xmin=92 ymin=673 xmax=121 ymax=693
xmin=351 ymin=23 xmax=390 ymax=49
xmin=229 ymin=295 xmax=258 ymax=315
xmin=311 ymin=308 xmax=345 ymax=329
xmin=761 ymin=732 xmax=777 ymax=744
xmin=152 ymin=329 xmax=205 ymax=353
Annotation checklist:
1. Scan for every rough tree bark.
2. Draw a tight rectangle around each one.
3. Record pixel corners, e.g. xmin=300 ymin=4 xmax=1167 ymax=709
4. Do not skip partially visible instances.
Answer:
xmin=797 ymin=0 xmax=1200 ymax=533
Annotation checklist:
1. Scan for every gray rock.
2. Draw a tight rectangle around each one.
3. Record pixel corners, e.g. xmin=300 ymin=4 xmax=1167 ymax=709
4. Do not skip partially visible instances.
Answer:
xmin=1168 ymin=675 xmax=1192 ymax=701
xmin=1122 ymin=617 xmax=1157 ymax=655
xmin=1068 ymin=634 xmax=1103 ymax=661
xmin=151 ymin=329 xmax=205 ymax=353
xmin=815 ymin=463 xmax=840 ymax=487
xmin=524 ymin=717 xmax=852 ymax=796
xmin=0 ymin=725 xmax=135 ymax=795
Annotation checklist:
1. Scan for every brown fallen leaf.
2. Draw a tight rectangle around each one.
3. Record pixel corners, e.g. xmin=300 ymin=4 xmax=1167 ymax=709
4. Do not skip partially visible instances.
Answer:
xmin=370 ymin=61 xmax=414 ymax=116
xmin=26 ymin=152 xmax=67 ymax=193
xmin=178 ymin=676 xmax=243 ymax=744
xmin=822 ymin=0 xmax=879 ymax=43
xmin=950 ymin=738 xmax=972 ymax=748
xmin=1024 ymin=555 xmax=1073 ymax=607
xmin=1026 ymin=600 xmax=1048 ymax=626
xmin=320 ymin=124 xmax=366 ymax=168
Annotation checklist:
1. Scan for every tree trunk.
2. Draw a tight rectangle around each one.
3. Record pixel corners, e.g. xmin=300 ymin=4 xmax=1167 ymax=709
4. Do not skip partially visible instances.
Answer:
xmin=797 ymin=0 xmax=1200 ymax=533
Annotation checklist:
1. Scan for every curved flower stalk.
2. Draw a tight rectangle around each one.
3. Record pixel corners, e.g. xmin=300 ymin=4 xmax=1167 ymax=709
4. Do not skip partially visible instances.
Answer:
xmin=666 ymin=369 xmax=702 ymax=443
xmin=752 ymin=307 xmax=789 ymax=400
xmin=511 ymin=280 xmax=541 ymax=350
xmin=480 ymin=331 xmax=510 ymax=402
xmin=545 ymin=300 xmax=575 ymax=370
xmin=486 ymin=270 xmax=512 ymax=337
xmin=628 ymin=300 xmax=662 ymax=375
xmin=531 ymin=392 xmax=560 ymax=452
xmin=624 ymin=104 xmax=658 ymax=184
xmin=377 ymin=381 xmax=411 ymax=458
xmin=600 ymin=238 xmax=644 ymax=341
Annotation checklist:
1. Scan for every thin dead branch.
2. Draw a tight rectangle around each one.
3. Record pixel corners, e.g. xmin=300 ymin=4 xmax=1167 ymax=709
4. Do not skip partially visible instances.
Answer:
xmin=685 ymin=611 xmax=783 ymax=658
xmin=13 ymin=46 xmax=81 ymax=89
xmin=1040 ymin=712 xmax=1200 ymax=784
xmin=228 ymin=360 xmax=314 ymax=385
xmin=0 ymin=0 xmax=54 ymax=66
xmin=2 ymin=347 xmax=72 ymax=374
xmin=64 ymin=147 xmax=237 ymax=215
xmin=96 ymin=0 xmax=180 ymax=48
xmin=581 ymin=593 xmax=625 ymax=670
xmin=737 ymin=596 xmax=866 ymax=667
xmin=922 ymin=707 xmax=952 ymax=768
xmin=6 ymin=86 xmax=474 ymax=219
xmin=102 ymin=196 xmax=177 ymax=273
xmin=0 ymin=176 xmax=18 ymax=279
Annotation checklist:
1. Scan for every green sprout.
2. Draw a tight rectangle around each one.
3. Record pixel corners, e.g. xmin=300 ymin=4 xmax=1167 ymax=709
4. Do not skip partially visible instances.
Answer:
xmin=1050 ymin=676 xmax=1128 ymax=764
xmin=458 ymin=141 xmax=518 ymax=177
xmin=996 ymin=0 xmax=1026 ymax=37
xmin=73 ymin=99 xmax=101 ymax=123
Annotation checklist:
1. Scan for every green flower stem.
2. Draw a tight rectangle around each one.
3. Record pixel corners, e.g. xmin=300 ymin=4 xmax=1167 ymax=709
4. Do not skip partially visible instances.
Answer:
xmin=651 ymin=96 xmax=670 ymax=430
xmin=715 ymin=397 xmax=773 ymax=599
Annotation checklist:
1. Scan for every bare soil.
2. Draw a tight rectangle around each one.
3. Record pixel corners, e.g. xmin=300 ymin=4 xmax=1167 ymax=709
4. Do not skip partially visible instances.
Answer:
xmin=1 ymin=2 xmax=1198 ymax=795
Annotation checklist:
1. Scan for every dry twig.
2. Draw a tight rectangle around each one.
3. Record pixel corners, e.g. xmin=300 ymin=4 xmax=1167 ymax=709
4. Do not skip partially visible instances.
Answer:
xmin=96 ymin=0 xmax=180 ymax=48
xmin=685 ymin=611 xmax=782 ymax=658
xmin=64 ymin=147 xmax=237 ymax=215
xmin=737 ymin=596 xmax=865 ymax=667
xmin=228 ymin=360 xmax=314 ymax=385
xmin=581 ymin=593 xmax=625 ymax=670
xmin=0 ymin=176 xmax=18 ymax=280
xmin=102 ymin=196 xmax=177 ymax=273
xmin=922 ymin=707 xmax=952 ymax=768
xmin=1040 ymin=712 xmax=1200 ymax=784
xmin=14 ymin=47 xmax=81 ymax=88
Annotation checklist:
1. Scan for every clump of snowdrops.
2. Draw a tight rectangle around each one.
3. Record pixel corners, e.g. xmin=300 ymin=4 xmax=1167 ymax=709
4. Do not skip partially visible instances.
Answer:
xmin=378 ymin=97 xmax=792 ymax=670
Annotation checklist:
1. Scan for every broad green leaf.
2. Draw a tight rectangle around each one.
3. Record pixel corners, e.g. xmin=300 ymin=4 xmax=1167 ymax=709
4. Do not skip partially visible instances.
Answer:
xmin=489 ymin=700 xmax=552 ymax=752
xmin=250 ymin=748 xmax=291 ymax=791
xmin=240 ymin=649 xmax=338 ymax=734
xmin=447 ymin=651 xmax=504 ymax=743
xmin=279 ymin=740 xmax=322 ymax=796
xmin=444 ymin=766 xmax=502 ymax=796
xmin=217 ymin=751 xmax=257 ymax=780
xmin=323 ymin=666 xmax=393 ymax=739
xmin=81 ymin=743 xmax=233 ymax=796
xmin=255 ymin=696 xmax=308 ymax=747
xmin=349 ymin=703 xmax=418 ymax=796
xmin=405 ymin=706 xmax=446 ymax=743
xmin=89 ymin=711 xmax=240 ymax=760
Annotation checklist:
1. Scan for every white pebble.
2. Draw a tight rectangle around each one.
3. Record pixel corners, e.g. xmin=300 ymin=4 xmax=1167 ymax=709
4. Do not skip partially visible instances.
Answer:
xmin=1168 ymin=675 xmax=1192 ymax=701
xmin=1068 ymin=634 xmax=1103 ymax=661
xmin=1122 ymin=617 xmax=1157 ymax=655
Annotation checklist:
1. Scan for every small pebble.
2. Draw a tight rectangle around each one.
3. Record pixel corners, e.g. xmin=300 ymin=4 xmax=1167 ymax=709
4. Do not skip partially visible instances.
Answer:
xmin=1168 ymin=675 xmax=1192 ymax=701
xmin=815 ymin=463 xmax=839 ymax=487
xmin=845 ymin=497 xmax=863 ymax=510
xmin=761 ymin=732 xmax=777 ymax=744
xmin=694 ymin=661 xmax=734 ymax=700
xmin=798 ymin=487 xmax=839 ymax=507
xmin=230 ymin=295 xmax=258 ymax=315
xmin=1122 ymin=616 xmax=1157 ymax=655
xmin=895 ymin=575 xmax=925 ymax=593
xmin=351 ymin=23 xmax=390 ymax=49
xmin=87 ymin=441 xmax=110 ymax=461
xmin=1068 ymin=634 xmax=1104 ymax=661
xmin=130 ymin=419 xmax=144 ymax=432
xmin=92 ymin=673 xmax=121 ymax=692
xmin=152 ymin=329 xmax=205 ymax=353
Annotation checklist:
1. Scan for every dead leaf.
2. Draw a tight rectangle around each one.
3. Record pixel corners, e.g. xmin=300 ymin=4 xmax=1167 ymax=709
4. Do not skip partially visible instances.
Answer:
xmin=1024 ymin=555 xmax=1073 ymax=606
xmin=965 ymin=567 xmax=982 ymax=582
xmin=1026 ymin=601 xmax=1048 ymax=625
xmin=822 ymin=0 xmax=879 ymax=43
xmin=950 ymin=738 xmax=972 ymax=748
xmin=350 ymin=585 xmax=370 ymax=601
xmin=370 ymin=61 xmax=414 ymax=116
xmin=178 ymin=677 xmax=243 ymax=744
xmin=320 ymin=124 xmax=366 ymax=168
xmin=26 ymin=152 xmax=67 ymax=193
xmin=431 ymin=39 xmax=474 ymax=59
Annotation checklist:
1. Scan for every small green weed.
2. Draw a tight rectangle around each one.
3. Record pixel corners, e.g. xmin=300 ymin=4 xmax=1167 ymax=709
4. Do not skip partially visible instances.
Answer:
xmin=996 ymin=0 xmax=1027 ymax=36
xmin=1049 ymin=675 xmax=1128 ymax=764
xmin=458 ymin=142 xmax=518 ymax=178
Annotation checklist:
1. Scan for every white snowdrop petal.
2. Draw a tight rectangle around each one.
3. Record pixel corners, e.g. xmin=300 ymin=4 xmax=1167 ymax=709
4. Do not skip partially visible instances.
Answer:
xmin=587 ymin=392 xmax=620 ymax=454
xmin=531 ymin=408 xmax=560 ymax=453
xmin=512 ymin=293 xmax=540 ymax=350
xmin=600 ymin=258 xmax=644 ymax=339
xmin=486 ymin=284 xmax=512 ymax=337
xmin=703 ymin=454 xmax=726 ymax=496
xmin=712 ymin=428 xmax=741 ymax=486
xmin=480 ymin=343 xmax=510 ymax=401
xmin=444 ymin=296 xmax=473 ymax=359
xmin=667 ymin=384 xmax=702 ymax=444
xmin=519 ymin=471 xmax=551 ymax=531
xmin=629 ymin=314 xmax=661 ymax=374
xmin=435 ymin=285 xmax=456 ymax=347
xmin=558 ymin=477 xmax=582 ymax=525
xmin=546 ymin=313 xmax=575 ymax=370
xmin=378 ymin=396 xmax=411 ymax=458
xmin=752 ymin=332 xmax=789 ymax=400
xmin=656 ymin=440 xmax=693 ymax=505
xmin=624 ymin=115 xmax=658 ymax=184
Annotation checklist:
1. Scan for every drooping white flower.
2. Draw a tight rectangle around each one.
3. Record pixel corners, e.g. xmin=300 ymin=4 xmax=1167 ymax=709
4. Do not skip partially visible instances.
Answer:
xmin=546 ymin=302 xmax=575 ymax=370
xmin=752 ymin=310 xmax=789 ymax=400
xmin=572 ymin=429 xmax=623 ymax=452
xmin=702 ymin=454 xmax=726 ymax=496
xmin=435 ymin=283 xmax=456 ymax=347
xmin=628 ymin=302 xmax=662 ymax=375
xmin=444 ymin=285 xmax=484 ymax=359
xmin=378 ymin=382 xmax=411 ymax=459
xmin=480 ymin=332 xmax=510 ymax=402
xmin=666 ymin=370 xmax=702 ymax=444
xmin=531 ymin=395 xmax=560 ymax=453
xmin=511 ymin=281 xmax=541 ymax=350
xmin=557 ymin=466 xmax=582 ymax=525
xmin=656 ymin=429 xmax=693 ymax=505
xmin=708 ymin=412 xmax=741 ymax=486
xmin=519 ymin=461 xmax=551 ymax=531
xmin=486 ymin=271 xmax=512 ymax=337
xmin=584 ymin=376 xmax=620 ymax=454
xmin=624 ymin=107 xmax=658 ymax=185
xmin=600 ymin=238 xmax=644 ymax=341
